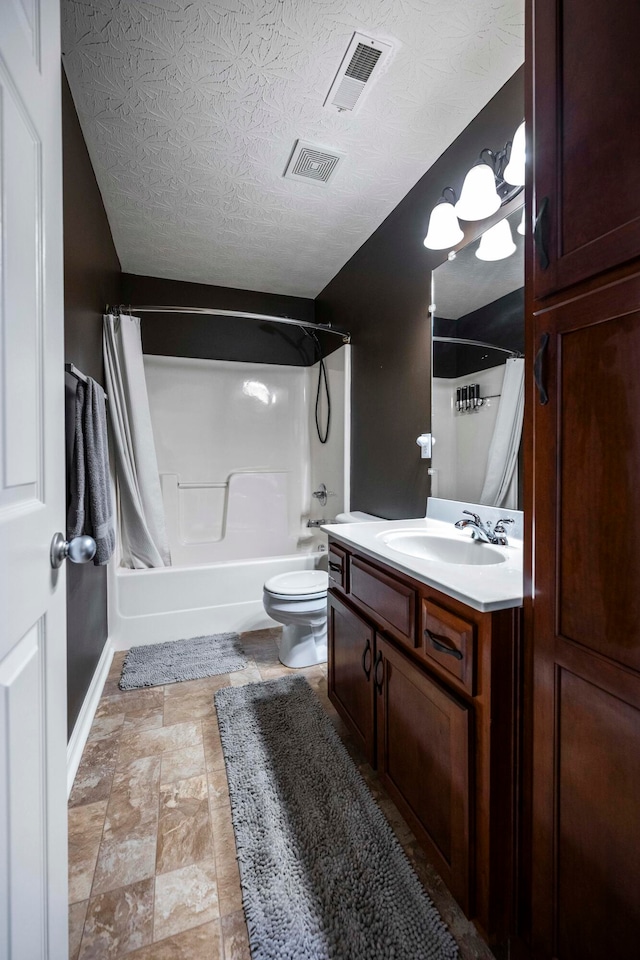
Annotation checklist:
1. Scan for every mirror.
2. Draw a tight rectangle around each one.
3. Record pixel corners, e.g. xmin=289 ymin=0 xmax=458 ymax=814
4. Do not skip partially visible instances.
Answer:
xmin=430 ymin=206 xmax=524 ymax=508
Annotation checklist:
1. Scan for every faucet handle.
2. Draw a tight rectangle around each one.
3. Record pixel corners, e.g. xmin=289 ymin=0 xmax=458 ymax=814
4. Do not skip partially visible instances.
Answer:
xmin=463 ymin=509 xmax=482 ymax=524
xmin=494 ymin=518 xmax=515 ymax=531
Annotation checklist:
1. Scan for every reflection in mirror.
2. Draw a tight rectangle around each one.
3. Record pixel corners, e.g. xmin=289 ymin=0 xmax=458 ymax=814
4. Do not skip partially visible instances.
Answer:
xmin=430 ymin=206 xmax=524 ymax=508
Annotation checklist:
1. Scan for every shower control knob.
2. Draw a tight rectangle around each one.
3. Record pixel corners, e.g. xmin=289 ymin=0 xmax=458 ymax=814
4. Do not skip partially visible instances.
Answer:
xmin=50 ymin=533 xmax=97 ymax=569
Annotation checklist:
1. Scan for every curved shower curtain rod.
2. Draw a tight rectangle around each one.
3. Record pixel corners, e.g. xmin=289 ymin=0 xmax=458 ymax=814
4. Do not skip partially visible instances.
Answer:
xmin=105 ymin=304 xmax=351 ymax=344
xmin=432 ymin=335 xmax=522 ymax=358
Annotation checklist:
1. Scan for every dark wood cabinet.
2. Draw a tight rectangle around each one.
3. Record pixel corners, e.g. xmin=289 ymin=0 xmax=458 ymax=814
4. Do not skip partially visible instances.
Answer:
xmin=528 ymin=0 xmax=640 ymax=954
xmin=529 ymin=273 xmax=640 ymax=959
xmin=375 ymin=634 xmax=471 ymax=910
xmin=531 ymin=0 xmax=640 ymax=299
xmin=327 ymin=591 xmax=375 ymax=765
xmin=327 ymin=541 xmax=521 ymax=945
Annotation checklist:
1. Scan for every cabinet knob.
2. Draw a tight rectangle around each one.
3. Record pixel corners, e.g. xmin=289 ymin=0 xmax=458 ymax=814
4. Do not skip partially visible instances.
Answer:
xmin=361 ymin=638 xmax=372 ymax=679
xmin=374 ymin=650 xmax=384 ymax=691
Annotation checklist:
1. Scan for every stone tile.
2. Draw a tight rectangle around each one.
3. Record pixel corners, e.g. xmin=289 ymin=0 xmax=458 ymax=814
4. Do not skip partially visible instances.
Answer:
xmin=117 ymin=721 xmax=202 ymax=767
xmin=69 ymin=733 xmax=120 ymax=808
xmin=164 ymin=675 xmax=229 ymax=700
xmin=97 ymin=688 xmax=164 ymax=721
xmin=122 ymin=711 xmax=164 ymax=734
xmin=69 ymin=900 xmax=88 ymax=960
xmin=215 ymin=865 xmax=243 ymax=918
xmin=202 ymin=720 xmax=225 ymax=772
xmin=87 ymin=713 xmax=125 ymax=742
xmin=207 ymin=765 xmax=229 ymax=810
xmin=105 ymin=756 xmax=161 ymax=839
xmin=228 ymin=666 xmax=262 ymax=687
xmin=108 ymin=651 xmax=127 ymax=680
xmin=92 ymin=830 xmax=158 ymax=896
xmin=156 ymin=775 xmax=214 ymax=875
xmin=163 ymin=693 xmax=217 ymax=727
xmin=68 ymin=801 xmax=108 ymax=903
xmin=153 ymin=859 xmax=219 ymax=941
xmin=79 ymin=878 xmax=154 ymax=960
xmin=126 ymin=921 xmax=223 ymax=959
xmin=221 ymin=911 xmax=251 ymax=960
xmin=161 ymin=741 xmax=206 ymax=785
xmin=256 ymin=662 xmax=297 ymax=681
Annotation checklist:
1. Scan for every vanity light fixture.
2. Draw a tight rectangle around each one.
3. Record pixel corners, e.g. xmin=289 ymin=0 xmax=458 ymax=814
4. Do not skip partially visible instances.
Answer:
xmin=423 ymin=123 xmax=525 ymax=251
xmin=454 ymin=158 xmax=502 ymax=221
xmin=475 ymin=218 xmax=517 ymax=261
xmin=503 ymin=121 xmax=525 ymax=187
xmin=423 ymin=187 xmax=464 ymax=250
xmin=517 ymin=207 xmax=526 ymax=236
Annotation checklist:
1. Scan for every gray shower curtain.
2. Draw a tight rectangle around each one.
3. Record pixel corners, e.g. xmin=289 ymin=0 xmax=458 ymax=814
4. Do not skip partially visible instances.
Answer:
xmin=480 ymin=357 xmax=525 ymax=509
xmin=103 ymin=313 xmax=171 ymax=568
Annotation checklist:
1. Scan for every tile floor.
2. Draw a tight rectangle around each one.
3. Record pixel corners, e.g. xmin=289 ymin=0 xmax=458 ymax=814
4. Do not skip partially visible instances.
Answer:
xmin=69 ymin=627 xmax=496 ymax=960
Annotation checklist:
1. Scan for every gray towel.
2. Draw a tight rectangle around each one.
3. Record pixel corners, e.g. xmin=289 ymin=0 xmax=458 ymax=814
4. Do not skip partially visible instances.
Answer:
xmin=67 ymin=377 xmax=115 ymax=565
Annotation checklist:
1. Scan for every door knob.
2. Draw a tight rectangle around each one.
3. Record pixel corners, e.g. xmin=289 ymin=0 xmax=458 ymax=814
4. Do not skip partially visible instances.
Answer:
xmin=50 ymin=533 xmax=97 ymax=569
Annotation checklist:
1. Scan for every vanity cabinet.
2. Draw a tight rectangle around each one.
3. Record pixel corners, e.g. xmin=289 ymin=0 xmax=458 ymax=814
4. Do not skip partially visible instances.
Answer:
xmin=327 ymin=540 xmax=521 ymax=944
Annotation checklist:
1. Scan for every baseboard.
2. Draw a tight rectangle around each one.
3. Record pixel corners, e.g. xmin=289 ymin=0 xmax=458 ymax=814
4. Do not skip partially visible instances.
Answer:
xmin=66 ymin=638 xmax=114 ymax=797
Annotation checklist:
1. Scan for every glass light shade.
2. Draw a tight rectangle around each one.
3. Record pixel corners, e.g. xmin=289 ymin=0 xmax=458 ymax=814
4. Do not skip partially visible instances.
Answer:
xmin=423 ymin=200 xmax=464 ymax=250
xmin=454 ymin=162 xmax=501 ymax=221
xmin=504 ymin=121 xmax=525 ymax=186
xmin=517 ymin=207 xmax=526 ymax=236
xmin=475 ymin=219 xmax=516 ymax=261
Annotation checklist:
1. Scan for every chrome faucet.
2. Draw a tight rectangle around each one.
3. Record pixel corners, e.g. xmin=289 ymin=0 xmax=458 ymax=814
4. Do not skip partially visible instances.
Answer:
xmin=454 ymin=510 xmax=514 ymax=546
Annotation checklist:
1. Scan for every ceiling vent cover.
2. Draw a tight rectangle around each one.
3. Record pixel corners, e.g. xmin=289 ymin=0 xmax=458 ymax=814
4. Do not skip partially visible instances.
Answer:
xmin=284 ymin=140 xmax=346 ymax=186
xmin=324 ymin=32 xmax=393 ymax=114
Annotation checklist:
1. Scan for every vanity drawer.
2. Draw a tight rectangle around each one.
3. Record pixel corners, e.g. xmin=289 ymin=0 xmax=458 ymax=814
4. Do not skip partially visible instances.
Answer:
xmin=350 ymin=557 xmax=417 ymax=648
xmin=328 ymin=544 xmax=348 ymax=592
xmin=421 ymin=599 xmax=475 ymax=695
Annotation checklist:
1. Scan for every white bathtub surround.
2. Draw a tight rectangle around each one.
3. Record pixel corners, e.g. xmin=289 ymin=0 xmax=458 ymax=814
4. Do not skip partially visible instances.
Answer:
xmin=307 ymin=347 xmax=350 ymax=541
xmin=108 ymin=553 xmax=321 ymax=650
xmin=144 ymin=353 xmax=350 ymax=564
xmin=104 ymin=314 xmax=171 ymax=567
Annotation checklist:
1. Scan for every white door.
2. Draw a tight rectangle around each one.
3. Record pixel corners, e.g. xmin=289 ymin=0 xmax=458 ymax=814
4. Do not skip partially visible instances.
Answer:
xmin=0 ymin=0 xmax=68 ymax=958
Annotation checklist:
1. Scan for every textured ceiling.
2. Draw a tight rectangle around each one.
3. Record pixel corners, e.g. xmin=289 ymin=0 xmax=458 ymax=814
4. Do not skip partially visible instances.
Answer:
xmin=62 ymin=0 xmax=524 ymax=298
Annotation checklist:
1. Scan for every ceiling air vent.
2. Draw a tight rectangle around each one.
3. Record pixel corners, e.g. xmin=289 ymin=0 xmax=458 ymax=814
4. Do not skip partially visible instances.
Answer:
xmin=324 ymin=32 xmax=393 ymax=115
xmin=283 ymin=140 xmax=346 ymax=186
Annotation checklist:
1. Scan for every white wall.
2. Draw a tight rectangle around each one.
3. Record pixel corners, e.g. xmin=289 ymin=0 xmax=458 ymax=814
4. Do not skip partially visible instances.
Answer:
xmin=432 ymin=364 xmax=505 ymax=504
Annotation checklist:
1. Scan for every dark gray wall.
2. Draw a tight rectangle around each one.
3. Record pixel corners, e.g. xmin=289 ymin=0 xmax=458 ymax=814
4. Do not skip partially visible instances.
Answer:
xmin=62 ymin=68 xmax=121 ymax=737
xmin=120 ymin=273 xmax=332 ymax=366
xmin=316 ymin=67 xmax=524 ymax=520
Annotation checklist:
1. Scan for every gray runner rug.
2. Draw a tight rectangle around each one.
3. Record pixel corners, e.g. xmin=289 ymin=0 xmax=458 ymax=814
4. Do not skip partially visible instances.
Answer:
xmin=119 ymin=632 xmax=247 ymax=690
xmin=215 ymin=676 xmax=459 ymax=960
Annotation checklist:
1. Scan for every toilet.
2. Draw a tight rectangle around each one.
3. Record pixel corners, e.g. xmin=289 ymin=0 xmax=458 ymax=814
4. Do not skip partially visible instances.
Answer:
xmin=262 ymin=511 xmax=381 ymax=668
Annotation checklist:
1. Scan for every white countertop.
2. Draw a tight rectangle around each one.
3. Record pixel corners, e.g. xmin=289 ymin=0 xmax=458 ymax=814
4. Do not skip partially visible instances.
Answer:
xmin=322 ymin=516 xmax=523 ymax=613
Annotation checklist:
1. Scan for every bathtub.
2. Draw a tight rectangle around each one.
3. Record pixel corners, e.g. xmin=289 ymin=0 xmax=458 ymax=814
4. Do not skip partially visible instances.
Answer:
xmin=108 ymin=552 xmax=322 ymax=651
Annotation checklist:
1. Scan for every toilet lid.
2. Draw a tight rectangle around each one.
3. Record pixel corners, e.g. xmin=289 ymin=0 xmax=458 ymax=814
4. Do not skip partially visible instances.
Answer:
xmin=264 ymin=569 xmax=329 ymax=597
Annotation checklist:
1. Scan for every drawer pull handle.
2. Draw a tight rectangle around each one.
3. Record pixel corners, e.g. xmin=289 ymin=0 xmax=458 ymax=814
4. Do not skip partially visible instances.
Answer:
xmin=426 ymin=629 xmax=464 ymax=660
xmin=374 ymin=650 xmax=384 ymax=692
xmin=361 ymin=638 xmax=372 ymax=679
xmin=328 ymin=561 xmax=342 ymax=573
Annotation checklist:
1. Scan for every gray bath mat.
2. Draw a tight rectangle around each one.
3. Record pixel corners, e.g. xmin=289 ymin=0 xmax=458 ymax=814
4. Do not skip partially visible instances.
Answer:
xmin=119 ymin=633 xmax=247 ymax=690
xmin=215 ymin=676 xmax=458 ymax=960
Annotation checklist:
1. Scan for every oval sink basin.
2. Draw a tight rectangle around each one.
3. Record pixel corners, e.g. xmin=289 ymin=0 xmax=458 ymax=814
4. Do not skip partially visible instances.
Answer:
xmin=381 ymin=532 xmax=506 ymax=566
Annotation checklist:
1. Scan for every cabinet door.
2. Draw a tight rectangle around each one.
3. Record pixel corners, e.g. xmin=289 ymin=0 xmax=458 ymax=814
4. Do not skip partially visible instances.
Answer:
xmin=375 ymin=635 xmax=471 ymax=911
xmin=531 ymin=0 xmax=640 ymax=298
xmin=531 ymin=274 xmax=640 ymax=958
xmin=327 ymin=592 xmax=375 ymax=765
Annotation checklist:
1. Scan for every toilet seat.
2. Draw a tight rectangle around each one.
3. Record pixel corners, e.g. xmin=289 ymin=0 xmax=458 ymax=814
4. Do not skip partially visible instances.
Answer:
xmin=264 ymin=569 xmax=328 ymax=601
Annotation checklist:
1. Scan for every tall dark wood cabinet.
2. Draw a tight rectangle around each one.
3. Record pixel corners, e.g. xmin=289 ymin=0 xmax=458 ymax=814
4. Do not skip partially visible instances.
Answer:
xmin=528 ymin=1 xmax=640 ymax=956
